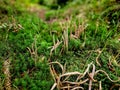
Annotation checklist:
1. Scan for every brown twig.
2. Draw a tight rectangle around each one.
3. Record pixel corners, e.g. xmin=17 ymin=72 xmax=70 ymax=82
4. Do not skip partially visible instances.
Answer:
xmin=3 ymin=59 xmax=11 ymax=90
xmin=50 ymin=61 xmax=120 ymax=90
xmin=88 ymin=64 xmax=96 ymax=90
xmin=110 ymin=84 xmax=120 ymax=90
xmin=50 ymin=39 xmax=62 ymax=56
xmin=95 ymin=70 xmax=120 ymax=82
xmin=99 ymin=81 xmax=102 ymax=90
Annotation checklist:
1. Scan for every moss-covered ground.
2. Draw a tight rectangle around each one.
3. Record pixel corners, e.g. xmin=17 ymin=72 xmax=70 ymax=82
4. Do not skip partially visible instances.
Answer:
xmin=0 ymin=0 xmax=120 ymax=90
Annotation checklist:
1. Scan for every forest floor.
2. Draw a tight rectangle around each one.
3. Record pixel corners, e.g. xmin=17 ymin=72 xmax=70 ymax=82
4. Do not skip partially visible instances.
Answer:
xmin=0 ymin=0 xmax=120 ymax=90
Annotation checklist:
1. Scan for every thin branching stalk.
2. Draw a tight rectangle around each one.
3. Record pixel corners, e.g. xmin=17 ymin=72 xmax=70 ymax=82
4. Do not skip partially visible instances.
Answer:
xmin=99 ymin=81 xmax=102 ymax=90
xmin=110 ymin=84 xmax=120 ymax=90
xmin=50 ymin=61 xmax=120 ymax=90
xmin=88 ymin=64 xmax=95 ymax=90
xmin=95 ymin=70 xmax=120 ymax=82
xmin=76 ymin=62 xmax=93 ymax=81
xmin=71 ymin=87 xmax=84 ymax=90
xmin=63 ymin=29 xmax=68 ymax=52
xmin=50 ymin=61 xmax=64 ymax=74
xmin=3 ymin=59 xmax=11 ymax=90
xmin=50 ymin=38 xmax=62 ymax=56
xmin=51 ymin=83 xmax=57 ymax=90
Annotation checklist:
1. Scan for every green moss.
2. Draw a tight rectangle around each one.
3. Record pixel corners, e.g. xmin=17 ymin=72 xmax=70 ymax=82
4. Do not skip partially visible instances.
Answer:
xmin=1 ymin=0 xmax=120 ymax=89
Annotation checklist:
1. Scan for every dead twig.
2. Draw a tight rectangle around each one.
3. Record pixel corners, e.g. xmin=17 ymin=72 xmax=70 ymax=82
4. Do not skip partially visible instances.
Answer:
xmin=88 ymin=64 xmax=96 ymax=90
xmin=3 ymin=59 xmax=11 ymax=90
xmin=50 ymin=38 xmax=62 ymax=56
xmin=51 ymin=83 xmax=57 ymax=90
xmin=50 ymin=61 xmax=64 ymax=74
xmin=50 ymin=61 xmax=120 ymax=90
xmin=95 ymin=70 xmax=120 ymax=82
xmin=99 ymin=81 xmax=102 ymax=90
xmin=110 ymin=84 xmax=120 ymax=90
xmin=71 ymin=86 xmax=84 ymax=90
